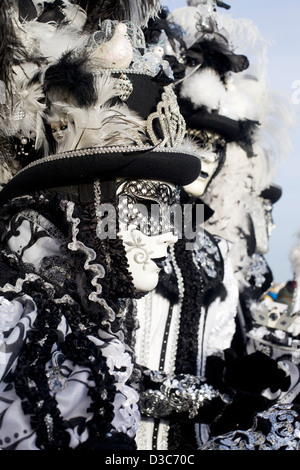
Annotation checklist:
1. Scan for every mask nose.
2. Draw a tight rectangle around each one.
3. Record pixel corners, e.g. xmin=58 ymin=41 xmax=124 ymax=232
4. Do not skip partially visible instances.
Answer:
xmin=160 ymin=231 xmax=178 ymax=246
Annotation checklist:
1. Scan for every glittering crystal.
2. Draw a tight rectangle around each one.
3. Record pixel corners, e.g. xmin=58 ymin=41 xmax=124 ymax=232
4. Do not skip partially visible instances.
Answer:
xmin=47 ymin=370 xmax=67 ymax=393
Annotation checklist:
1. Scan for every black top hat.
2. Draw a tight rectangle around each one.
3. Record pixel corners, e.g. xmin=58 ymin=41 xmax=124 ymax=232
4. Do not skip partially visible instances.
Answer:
xmin=177 ymin=97 xmax=258 ymax=144
xmin=183 ymin=107 xmax=243 ymax=142
xmin=260 ymin=184 xmax=282 ymax=204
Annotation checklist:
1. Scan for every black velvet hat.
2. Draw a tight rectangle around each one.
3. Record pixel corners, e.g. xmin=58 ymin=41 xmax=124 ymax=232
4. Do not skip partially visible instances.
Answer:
xmin=0 ymin=1 xmax=202 ymax=205
xmin=180 ymin=105 xmax=255 ymax=143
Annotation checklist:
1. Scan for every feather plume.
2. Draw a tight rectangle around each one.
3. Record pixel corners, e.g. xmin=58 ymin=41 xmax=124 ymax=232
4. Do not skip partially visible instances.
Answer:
xmin=0 ymin=0 xmax=42 ymax=98
xmin=14 ymin=1 xmax=89 ymax=63
xmin=167 ymin=5 xmax=215 ymax=49
xmin=216 ymin=13 xmax=270 ymax=81
xmin=43 ymin=50 xmax=97 ymax=107
xmin=18 ymin=0 xmax=87 ymax=28
xmin=47 ymin=102 xmax=147 ymax=151
xmin=57 ymin=1 xmax=87 ymax=29
xmin=218 ymin=71 xmax=295 ymax=169
xmin=0 ymin=139 xmax=22 ymax=185
xmin=13 ymin=81 xmax=46 ymax=148
xmin=21 ymin=20 xmax=89 ymax=62
xmin=46 ymin=74 xmax=147 ymax=152
xmin=202 ymin=143 xmax=258 ymax=287
xmin=74 ymin=0 xmax=161 ymax=32
xmin=178 ymin=134 xmax=209 ymax=158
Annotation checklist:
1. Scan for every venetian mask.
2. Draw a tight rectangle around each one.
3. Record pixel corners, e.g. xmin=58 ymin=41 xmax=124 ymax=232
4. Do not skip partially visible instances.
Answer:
xmin=117 ymin=179 xmax=180 ymax=292
xmin=248 ymin=196 xmax=275 ymax=255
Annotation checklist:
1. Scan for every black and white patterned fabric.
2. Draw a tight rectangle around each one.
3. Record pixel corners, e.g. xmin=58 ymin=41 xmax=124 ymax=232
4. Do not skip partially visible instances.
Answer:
xmin=0 ymin=192 xmax=140 ymax=450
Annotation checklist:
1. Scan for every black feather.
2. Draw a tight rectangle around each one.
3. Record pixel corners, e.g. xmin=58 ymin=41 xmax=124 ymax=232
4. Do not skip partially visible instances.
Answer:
xmin=18 ymin=0 xmax=38 ymax=22
xmin=216 ymin=0 xmax=231 ymax=9
xmin=43 ymin=51 xmax=97 ymax=108
xmin=143 ymin=7 xmax=187 ymax=80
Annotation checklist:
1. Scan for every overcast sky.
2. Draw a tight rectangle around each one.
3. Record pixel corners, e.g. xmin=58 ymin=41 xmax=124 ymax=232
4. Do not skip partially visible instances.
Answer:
xmin=164 ymin=0 xmax=300 ymax=283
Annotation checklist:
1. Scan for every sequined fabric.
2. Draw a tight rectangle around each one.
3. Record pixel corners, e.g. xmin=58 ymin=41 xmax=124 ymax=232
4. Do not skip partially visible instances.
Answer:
xmin=200 ymin=404 xmax=300 ymax=450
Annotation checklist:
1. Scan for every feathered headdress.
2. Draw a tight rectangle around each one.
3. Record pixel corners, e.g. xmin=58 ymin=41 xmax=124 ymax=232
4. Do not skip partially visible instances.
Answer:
xmin=290 ymin=231 xmax=300 ymax=315
xmin=163 ymin=5 xmax=295 ymax=286
xmin=0 ymin=0 xmax=43 ymax=98
xmin=46 ymin=73 xmax=147 ymax=151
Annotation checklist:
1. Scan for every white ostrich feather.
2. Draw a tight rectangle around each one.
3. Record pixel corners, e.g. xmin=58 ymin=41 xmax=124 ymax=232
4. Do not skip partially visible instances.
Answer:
xmin=290 ymin=231 xmax=300 ymax=280
xmin=257 ymin=89 xmax=295 ymax=165
xmin=216 ymin=13 xmax=270 ymax=81
xmin=14 ymin=82 xmax=45 ymax=140
xmin=64 ymin=104 xmax=146 ymax=151
xmin=222 ymin=70 xmax=295 ymax=170
xmin=59 ymin=1 xmax=87 ymax=30
xmin=93 ymin=73 xmax=121 ymax=106
xmin=0 ymin=78 xmax=46 ymax=152
xmin=124 ymin=0 xmax=161 ymax=28
xmin=290 ymin=230 xmax=300 ymax=313
xmin=178 ymin=135 xmax=204 ymax=157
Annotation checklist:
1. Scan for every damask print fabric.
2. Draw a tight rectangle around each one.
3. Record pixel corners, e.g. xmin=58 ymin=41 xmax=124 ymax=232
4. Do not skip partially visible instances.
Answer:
xmin=0 ymin=192 xmax=140 ymax=450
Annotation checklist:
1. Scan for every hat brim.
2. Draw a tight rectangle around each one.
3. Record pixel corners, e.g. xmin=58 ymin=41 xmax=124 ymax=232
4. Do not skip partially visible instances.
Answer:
xmin=0 ymin=146 xmax=201 ymax=204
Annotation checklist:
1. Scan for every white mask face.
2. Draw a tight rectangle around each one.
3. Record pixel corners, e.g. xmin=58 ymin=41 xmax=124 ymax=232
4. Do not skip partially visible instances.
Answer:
xmin=249 ymin=197 xmax=275 ymax=255
xmin=183 ymin=147 xmax=223 ymax=197
xmin=117 ymin=179 xmax=179 ymax=292
xmin=50 ymin=120 xmax=68 ymax=145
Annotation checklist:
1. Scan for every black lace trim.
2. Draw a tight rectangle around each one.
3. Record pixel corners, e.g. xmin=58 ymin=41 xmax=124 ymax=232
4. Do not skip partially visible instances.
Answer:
xmin=164 ymin=229 xmax=224 ymax=376
xmin=174 ymin=240 xmax=206 ymax=376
